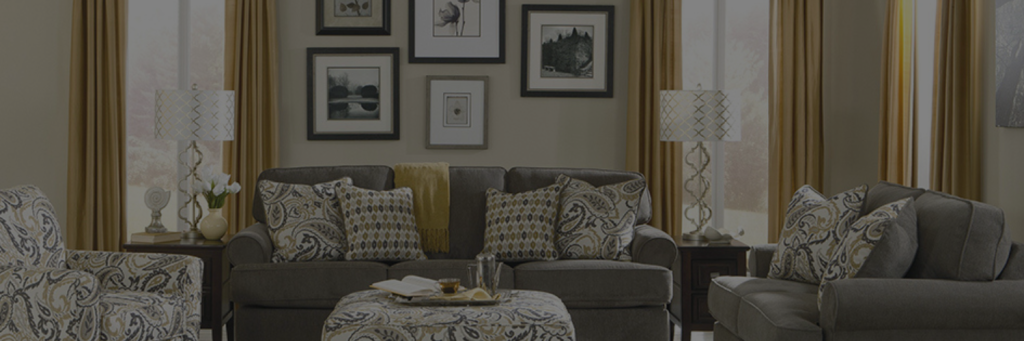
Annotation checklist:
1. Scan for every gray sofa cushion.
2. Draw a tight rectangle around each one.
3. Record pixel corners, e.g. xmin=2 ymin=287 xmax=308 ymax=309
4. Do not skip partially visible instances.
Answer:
xmin=251 ymin=166 xmax=395 ymax=224
xmin=860 ymin=181 xmax=926 ymax=217
xmin=708 ymin=276 xmax=818 ymax=334
xmin=908 ymin=191 xmax=1011 ymax=281
xmin=505 ymin=167 xmax=652 ymax=225
xmin=514 ymin=260 xmax=670 ymax=309
xmin=232 ymin=261 xmax=388 ymax=308
xmin=388 ymin=259 xmax=514 ymax=289
xmin=841 ymin=198 xmax=918 ymax=279
xmin=736 ymin=291 xmax=821 ymax=341
xmin=999 ymin=242 xmax=1024 ymax=280
xmin=432 ymin=167 xmax=506 ymax=260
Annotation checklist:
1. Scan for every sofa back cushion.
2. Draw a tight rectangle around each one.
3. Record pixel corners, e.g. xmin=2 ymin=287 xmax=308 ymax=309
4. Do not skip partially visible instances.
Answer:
xmin=505 ymin=167 xmax=652 ymax=225
xmin=908 ymin=191 xmax=1011 ymax=281
xmin=860 ymin=181 xmax=926 ymax=217
xmin=433 ymin=167 xmax=506 ymax=260
xmin=252 ymin=166 xmax=395 ymax=224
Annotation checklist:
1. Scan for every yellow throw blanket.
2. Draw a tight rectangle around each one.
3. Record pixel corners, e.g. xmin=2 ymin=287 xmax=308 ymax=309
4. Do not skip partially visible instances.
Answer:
xmin=393 ymin=162 xmax=450 ymax=253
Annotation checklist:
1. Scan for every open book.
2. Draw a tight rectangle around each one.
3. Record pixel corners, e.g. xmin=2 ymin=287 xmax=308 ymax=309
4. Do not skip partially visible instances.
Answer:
xmin=371 ymin=275 xmax=440 ymax=297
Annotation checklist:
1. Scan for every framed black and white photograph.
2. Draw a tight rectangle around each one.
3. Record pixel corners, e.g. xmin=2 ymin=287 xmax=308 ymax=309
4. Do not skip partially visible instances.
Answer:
xmin=427 ymin=76 xmax=488 ymax=149
xmin=307 ymin=48 xmax=399 ymax=140
xmin=316 ymin=0 xmax=391 ymax=35
xmin=409 ymin=0 xmax=505 ymax=63
xmin=997 ymin=0 xmax=1024 ymax=127
xmin=521 ymin=5 xmax=614 ymax=97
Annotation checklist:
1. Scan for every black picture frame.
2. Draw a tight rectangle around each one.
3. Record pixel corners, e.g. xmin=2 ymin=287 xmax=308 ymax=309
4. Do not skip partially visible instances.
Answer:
xmin=520 ymin=5 xmax=614 ymax=98
xmin=307 ymin=47 xmax=400 ymax=140
xmin=316 ymin=0 xmax=391 ymax=35
xmin=409 ymin=0 xmax=506 ymax=63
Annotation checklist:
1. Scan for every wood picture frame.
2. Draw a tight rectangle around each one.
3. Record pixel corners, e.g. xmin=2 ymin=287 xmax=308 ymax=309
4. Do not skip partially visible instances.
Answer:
xmin=409 ymin=0 xmax=506 ymax=63
xmin=316 ymin=0 xmax=391 ymax=35
xmin=307 ymin=47 xmax=400 ymax=140
xmin=426 ymin=76 xmax=489 ymax=149
xmin=520 ymin=5 xmax=614 ymax=97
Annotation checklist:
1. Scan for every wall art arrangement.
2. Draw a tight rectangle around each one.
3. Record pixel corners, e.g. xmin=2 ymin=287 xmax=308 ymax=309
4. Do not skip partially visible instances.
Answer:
xmin=409 ymin=0 xmax=506 ymax=63
xmin=520 ymin=5 xmax=614 ymax=98
xmin=426 ymin=76 xmax=489 ymax=149
xmin=997 ymin=0 xmax=1024 ymax=127
xmin=317 ymin=0 xmax=391 ymax=35
xmin=307 ymin=47 xmax=400 ymax=140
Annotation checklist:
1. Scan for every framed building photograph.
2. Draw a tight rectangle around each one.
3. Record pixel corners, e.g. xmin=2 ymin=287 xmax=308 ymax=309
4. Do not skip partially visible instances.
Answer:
xmin=307 ymin=47 xmax=399 ymax=140
xmin=426 ymin=76 xmax=488 ymax=149
xmin=521 ymin=5 xmax=614 ymax=97
xmin=409 ymin=0 xmax=506 ymax=63
xmin=997 ymin=0 xmax=1024 ymax=127
xmin=316 ymin=0 xmax=391 ymax=35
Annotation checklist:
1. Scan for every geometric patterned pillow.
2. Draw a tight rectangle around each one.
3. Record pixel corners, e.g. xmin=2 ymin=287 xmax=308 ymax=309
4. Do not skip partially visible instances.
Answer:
xmin=336 ymin=184 xmax=427 ymax=261
xmin=819 ymin=197 xmax=911 ymax=307
xmin=259 ymin=178 xmax=351 ymax=263
xmin=768 ymin=184 xmax=867 ymax=284
xmin=481 ymin=181 xmax=564 ymax=262
xmin=554 ymin=175 xmax=646 ymax=261
xmin=0 ymin=185 xmax=66 ymax=269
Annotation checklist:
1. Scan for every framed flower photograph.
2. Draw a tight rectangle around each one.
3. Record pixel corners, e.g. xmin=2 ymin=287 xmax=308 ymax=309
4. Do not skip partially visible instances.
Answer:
xmin=307 ymin=48 xmax=400 ymax=140
xmin=316 ymin=0 xmax=391 ymax=35
xmin=409 ymin=0 xmax=506 ymax=63
xmin=426 ymin=76 xmax=488 ymax=149
xmin=520 ymin=5 xmax=614 ymax=98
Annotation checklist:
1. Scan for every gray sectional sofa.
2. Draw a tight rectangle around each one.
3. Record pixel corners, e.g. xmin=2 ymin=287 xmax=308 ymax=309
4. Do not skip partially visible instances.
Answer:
xmin=708 ymin=181 xmax=1024 ymax=341
xmin=226 ymin=166 xmax=678 ymax=341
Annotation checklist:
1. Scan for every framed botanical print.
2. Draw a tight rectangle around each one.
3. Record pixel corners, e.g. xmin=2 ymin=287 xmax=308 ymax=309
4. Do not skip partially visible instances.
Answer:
xmin=520 ymin=5 xmax=614 ymax=97
xmin=307 ymin=48 xmax=400 ymax=140
xmin=409 ymin=0 xmax=506 ymax=63
xmin=426 ymin=76 xmax=488 ymax=149
xmin=317 ymin=0 xmax=391 ymax=35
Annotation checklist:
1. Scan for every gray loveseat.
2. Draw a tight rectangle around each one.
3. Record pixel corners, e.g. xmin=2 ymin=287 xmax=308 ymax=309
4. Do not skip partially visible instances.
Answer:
xmin=226 ymin=166 xmax=678 ymax=341
xmin=708 ymin=181 xmax=1024 ymax=341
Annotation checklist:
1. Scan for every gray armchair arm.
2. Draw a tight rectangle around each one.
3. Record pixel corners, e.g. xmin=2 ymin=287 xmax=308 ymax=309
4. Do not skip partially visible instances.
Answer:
xmin=748 ymin=244 xmax=777 ymax=278
xmin=227 ymin=222 xmax=273 ymax=266
xmin=631 ymin=224 xmax=677 ymax=269
xmin=820 ymin=278 xmax=1024 ymax=335
xmin=0 ymin=265 xmax=101 ymax=339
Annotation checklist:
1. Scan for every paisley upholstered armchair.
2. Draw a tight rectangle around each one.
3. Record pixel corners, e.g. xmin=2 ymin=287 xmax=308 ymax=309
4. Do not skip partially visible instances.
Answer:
xmin=0 ymin=185 xmax=203 ymax=341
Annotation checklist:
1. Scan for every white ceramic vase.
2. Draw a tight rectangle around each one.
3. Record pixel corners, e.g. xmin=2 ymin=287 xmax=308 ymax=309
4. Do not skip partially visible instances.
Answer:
xmin=200 ymin=208 xmax=228 ymax=241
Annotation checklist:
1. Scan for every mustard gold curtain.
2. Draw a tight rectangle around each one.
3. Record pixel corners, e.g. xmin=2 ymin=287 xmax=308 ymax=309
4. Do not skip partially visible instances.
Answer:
xmin=627 ymin=0 xmax=683 ymax=238
xmin=769 ymin=0 xmax=823 ymax=243
xmin=223 ymin=0 xmax=280 ymax=236
xmin=67 ymin=0 xmax=127 ymax=251
xmin=879 ymin=0 xmax=917 ymax=186
xmin=930 ymin=0 xmax=981 ymax=200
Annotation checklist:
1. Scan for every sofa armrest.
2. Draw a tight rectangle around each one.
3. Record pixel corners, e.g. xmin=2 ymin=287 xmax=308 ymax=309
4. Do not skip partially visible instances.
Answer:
xmin=631 ymin=224 xmax=677 ymax=269
xmin=0 ymin=265 xmax=101 ymax=339
xmin=820 ymin=278 xmax=1024 ymax=334
xmin=748 ymin=244 xmax=777 ymax=278
xmin=999 ymin=242 xmax=1024 ymax=280
xmin=228 ymin=222 xmax=273 ymax=266
xmin=66 ymin=250 xmax=203 ymax=298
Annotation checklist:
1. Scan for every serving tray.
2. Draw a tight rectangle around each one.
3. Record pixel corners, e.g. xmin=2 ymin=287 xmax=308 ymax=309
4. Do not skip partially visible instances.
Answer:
xmin=393 ymin=290 xmax=511 ymax=306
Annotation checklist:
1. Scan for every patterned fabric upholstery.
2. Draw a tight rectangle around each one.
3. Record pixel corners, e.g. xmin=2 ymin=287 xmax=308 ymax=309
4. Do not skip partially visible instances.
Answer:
xmin=0 ymin=185 xmax=203 ymax=341
xmin=258 ymin=178 xmax=351 ymax=262
xmin=555 ymin=175 xmax=646 ymax=260
xmin=337 ymin=183 xmax=427 ymax=261
xmin=481 ymin=180 xmax=566 ymax=262
xmin=769 ymin=185 xmax=867 ymax=284
xmin=0 ymin=185 xmax=67 ymax=268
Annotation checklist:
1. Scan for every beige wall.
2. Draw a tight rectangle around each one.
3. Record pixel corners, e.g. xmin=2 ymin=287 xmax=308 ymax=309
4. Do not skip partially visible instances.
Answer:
xmin=276 ymin=0 xmax=630 ymax=170
xmin=0 ymin=2 xmax=73 ymax=229
xmin=981 ymin=0 xmax=1024 ymax=242
xmin=821 ymin=0 xmax=886 ymax=196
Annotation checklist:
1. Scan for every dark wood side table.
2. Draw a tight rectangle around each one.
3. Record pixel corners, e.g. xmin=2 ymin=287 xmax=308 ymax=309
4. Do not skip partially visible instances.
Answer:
xmin=124 ymin=239 xmax=233 ymax=341
xmin=671 ymin=238 xmax=749 ymax=341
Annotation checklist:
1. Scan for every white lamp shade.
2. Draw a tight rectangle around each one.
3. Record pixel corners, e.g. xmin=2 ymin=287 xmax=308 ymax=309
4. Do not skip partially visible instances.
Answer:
xmin=659 ymin=89 xmax=741 ymax=142
xmin=155 ymin=89 xmax=235 ymax=141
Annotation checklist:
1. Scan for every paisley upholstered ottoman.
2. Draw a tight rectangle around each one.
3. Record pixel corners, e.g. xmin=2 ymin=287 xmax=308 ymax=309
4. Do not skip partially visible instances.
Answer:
xmin=321 ymin=289 xmax=576 ymax=341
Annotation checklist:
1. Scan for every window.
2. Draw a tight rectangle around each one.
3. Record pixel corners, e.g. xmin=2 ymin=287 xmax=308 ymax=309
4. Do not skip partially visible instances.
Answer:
xmin=681 ymin=0 xmax=770 ymax=244
xmin=126 ymin=0 xmax=225 ymax=234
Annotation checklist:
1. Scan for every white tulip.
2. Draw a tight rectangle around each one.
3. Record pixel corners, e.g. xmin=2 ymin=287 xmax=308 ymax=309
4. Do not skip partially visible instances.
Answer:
xmin=228 ymin=182 xmax=242 ymax=194
xmin=215 ymin=173 xmax=231 ymax=186
xmin=213 ymin=184 xmax=226 ymax=196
